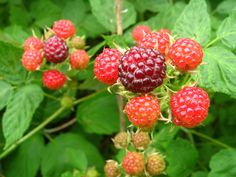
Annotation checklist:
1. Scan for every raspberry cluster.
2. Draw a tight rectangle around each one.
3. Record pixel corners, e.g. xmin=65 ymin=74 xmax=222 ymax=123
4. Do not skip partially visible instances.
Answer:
xmin=21 ymin=19 xmax=89 ymax=90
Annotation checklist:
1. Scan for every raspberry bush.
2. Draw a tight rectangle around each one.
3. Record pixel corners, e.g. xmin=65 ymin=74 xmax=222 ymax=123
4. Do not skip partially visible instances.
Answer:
xmin=0 ymin=0 xmax=236 ymax=177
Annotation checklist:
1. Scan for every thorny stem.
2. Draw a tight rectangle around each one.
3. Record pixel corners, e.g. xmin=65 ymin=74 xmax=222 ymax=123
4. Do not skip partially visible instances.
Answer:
xmin=44 ymin=118 xmax=77 ymax=133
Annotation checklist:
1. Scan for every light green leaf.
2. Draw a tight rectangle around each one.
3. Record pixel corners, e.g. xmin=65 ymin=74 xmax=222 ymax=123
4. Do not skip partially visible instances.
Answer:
xmin=0 ymin=81 xmax=13 ymax=110
xmin=2 ymin=134 xmax=44 ymax=177
xmin=2 ymin=85 xmax=44 ymax=148
xmin=217 ymin=12 xmax=236 ymax=49
xmin=132 ymin=0 xmax=169 ymax=13
xmin=209 ymin=149 xmax=236 ymax=177
xmin=166 ymin=138 xmax=198 ymax=177
xmin=173 ymin=0 xmax=211 ymax=46
xmin=197 ymin=47 xmax=236 ymax=98
xmin=215 ymin=0 xmax=236 ymax=15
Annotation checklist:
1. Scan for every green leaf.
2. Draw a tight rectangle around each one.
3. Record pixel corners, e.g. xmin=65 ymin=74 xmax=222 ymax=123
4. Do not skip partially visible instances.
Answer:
xmin=173 ymin=0 xmax=211 ymax=46
xmin=2 ymin=84 xmax=44 ymax=148
xmin=132 ymin=0 xmax=169 ymax=13
xmin=166 ymin=138 xmax=198 ymax=177
xmin=76 ymin=92 xmax=120 ymax=134
xmin=9 ymin=5 xmax=31 ymax=27
xmin=197 ymin=47 xmax=236 ymax=98
xmin=215 ymin=0 xmax=236 ymax=15
xmin=209 ymin=149 xmax=236 ymax=177
xmin=2 ymin=134 xmax=44 ymax=177
xmin=61 ymin=170 xmax=83 ymax=177
xmin=191 ymin=171 xmax=208 ymax=177
xmin=217 ymin=12 xmax=236 ymax=49
xmin=41 ymin=133 xmax=103 ymax=177
xmin=0 ymin=81 xmax=13 ymax=110
xmin=89 ymin=0 xmax=136 ymax=32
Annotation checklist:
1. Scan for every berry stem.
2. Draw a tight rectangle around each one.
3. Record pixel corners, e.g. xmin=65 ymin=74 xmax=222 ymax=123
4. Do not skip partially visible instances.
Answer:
xmin=44 ymin=118 xmax=77 ymax=133
xmin=44 ymin=92 xmax=60 ymax=101
xmin=204 ymin=37 xmax=220 ymax=49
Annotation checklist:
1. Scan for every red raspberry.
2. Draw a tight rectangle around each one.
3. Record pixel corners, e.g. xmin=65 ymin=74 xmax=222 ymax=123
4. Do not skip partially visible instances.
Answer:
xmin=52 ymin=19 xmax=76 ymax=39
xmin=23 ymin=37 xmax=43 ymax=51
xmin=70 ymin=50 xmax=90 ymax=70
xmin=132 ymin=131 xmax=150 ymax=150
xmin=158 ymin=28 xmax=172 ymax=35
xmin=43 ymin=70 xmax=67 ymax=90
xmin=146 ymin=153 xmax=166 ymax=176
xmin=43 ymin=36 xmax=69 ymax=63
xmin=104 ymin=160 xmax=120 ymax=177
xmin=132 ymin=25 xmax=151 ymax=42
xmin=138 ymin=31 xmax=171 ymax=55
xmin=125 ymin=95 xmax=160 ymax=128
xmin=122 ymin=152 xmax=145 ymax=175
xmin=22 ymin=50 xmax=43 ymax=71
xmin=118 ymin=47 xmax=166 ymax=93
xmin=168 ymin=38 xmax=203 ymax=71
xmin=170 ymin=86 xmax=210 ymax=128
xmin=94 ymin=48 xmax=121 ymax=85
xmin=113 ymin=131 xmax=129 ymax=149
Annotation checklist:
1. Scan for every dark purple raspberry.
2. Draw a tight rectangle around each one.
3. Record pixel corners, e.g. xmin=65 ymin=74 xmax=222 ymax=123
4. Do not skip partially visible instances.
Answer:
xmin=43 ymin=36 xmax=69 ymax=63
xmin=118 ymin=47 xmax=166 ymax=93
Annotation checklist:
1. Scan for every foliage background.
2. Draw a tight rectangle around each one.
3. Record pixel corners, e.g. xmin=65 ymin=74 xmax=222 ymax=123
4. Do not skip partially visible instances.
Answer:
xmin=0 ymin=0 xmax=236 ymax=177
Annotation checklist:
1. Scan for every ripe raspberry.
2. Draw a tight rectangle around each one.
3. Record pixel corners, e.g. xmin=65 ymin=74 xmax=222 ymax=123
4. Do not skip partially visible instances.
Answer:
xmin=146 ymin=153 xmax=166 ymax=176
xmin=104 ymin=160 xmax=120 ymax=177
xmin=125 ymin=95 xmax=160 ymax=128
xmin=23 ymin=37 xmax=43 ymax=51
xmin=158 ymin=28 xmax=172 ymax=35
xmin=43 ymin=36 xmax=69 ymax=63
xmin=122 ymin=152 xmax=145 ymax=175
xmin=132 ymin=131 xmax=150 ymax=150
xmin=52 ymin=19 xmax=76 ymax=39
xmin=22 ymin=50 xmax=43 ymax=71
xmin=43 ymin=70 xmax=67 ymax=90
xmin=132 ymin=25 xmax=151 ymax=42
xmin=94 ymin=48 xmax=121 ymax=85
xmin=138 ymin=31 xmax=171 ymax=55
xmin=168 ymin=38 xmax=203 ymax=71
xmin=70 ymin=36 xmax=85 ymax=49
xmin=70 ymin=50 xmax=90 ymax=70
xmin=170 ymin=86 xmax=210 ymax=128
xmin=118 ymin=47 xmax=166 ymax=93
xmin=113 ymin=131 xmax=129 ymax=149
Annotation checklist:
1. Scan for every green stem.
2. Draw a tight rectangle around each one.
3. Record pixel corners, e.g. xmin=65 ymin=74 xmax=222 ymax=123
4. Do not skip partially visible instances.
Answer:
xmin=44 ymin=92 xmax=59 ymax=101
xmin=204 ymin=37 xmax=220 ymax=49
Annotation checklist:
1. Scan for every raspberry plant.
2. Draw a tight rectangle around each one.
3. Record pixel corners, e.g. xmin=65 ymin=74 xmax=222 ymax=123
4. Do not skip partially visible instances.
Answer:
xmin=0 ymin=0 xmax=236 ymax=177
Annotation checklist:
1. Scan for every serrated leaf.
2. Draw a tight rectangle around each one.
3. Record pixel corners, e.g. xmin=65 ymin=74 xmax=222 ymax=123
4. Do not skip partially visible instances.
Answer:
xmin=209 ymin=149 xmax=236 ymax=177
xmin=2 ymin=84 xmax=44 ymax=148
xmin=166 ymin=138 xmax=198 ymax=177
xmin=217 ymin=12 xmax=236 ymax=49
xmin=173 ymin=0 xmax=211 ymax=46
xmin=197 ymin=47 xmax=236 ymax=98
xmin=0 ymin=81 xmax=13 ymax=110
xmin=76 ymin=92 xmax=120 ymax=134
xmin=2 ymin=134 xmax=44 ymax=177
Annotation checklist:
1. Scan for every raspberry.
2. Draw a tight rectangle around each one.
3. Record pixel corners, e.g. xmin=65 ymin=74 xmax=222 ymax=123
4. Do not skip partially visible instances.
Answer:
xmin=122 ymin=152 xmax=145 ymax=175
xmin=52 ymin=19 xmax=76 ymax=39
xmin=125 ymin=95 xmax=160 ymax=128
xmin=70 ymin=50 xmax=90 ymax=70
xmin=132 ymin=131 xmax=150 ymax=150
xmin=158 ymin=28 xmax=172 ymax=35
xmin=43 ymin=70 xmax=67 ymax=90
xmin=138 ymin=31 xmax=171 ymax=55
xmin=146 ymin=153 xmax=166 ymax=176
xmin=104 ymin=160 xmax=120 ymax=177
xmin=168 ymin=38 xmax=203 ymax=71
xmin=113 ymin=132 xmax=129 ymax=149
xmin=94 ymin=48 xmax=121 ymax=85
xmin=43 ymin=36 xmax=69 ymax=63
xmin=170 ymin=86 xmax=210 ymax=128
xmin=22 ymin=50 xmax=43 ymax=71
xmin=70 ymin=36 xmax=85 ymax=49
xmin=23 ymin=37 xmax=43 ymax=51
xmin=132 ymin=25 xmax=151 ymax=42
xmin=118 ymin=47 xmax=166 ymax=93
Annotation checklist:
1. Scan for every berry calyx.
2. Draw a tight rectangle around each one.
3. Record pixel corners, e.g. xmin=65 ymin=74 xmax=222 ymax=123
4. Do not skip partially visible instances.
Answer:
xmin=146 ymin=153 xmax=166 ymax=176
xmin=70 ymin=50 xmax=90 ymax=70
xmin=113 ymin=131 xmax=129 ymax=149
xmin=43 ymin=36 xmax=69 ymax=63
xmin=118 ymin=47 xmax=166 ymax=93
xmin=170 ymin=86 xmax=210 ymax=128
xmin=122 ymin=152 xmax=145 ymax=175
xmin=22 ymin=50 xmax=43 ymax=71
xmin=70 ymin=36 xmax=85 ymax=49
xmin=104 ymin=160 xmax=120 ymax=177
xmin=168 ymin=38 xmax=203 ymax=71
xmin=132 ymin=131 xmax=150 ymax=150
xmin=138 ymin=31 xmax=171 ymax=55
xmin=43 ymin=69 xmax=67 ymax=90
xmin=23 ymin=37 xmax=43 ymax=51
xmin=94 ymin=48 xmax=121 ymax=85
xmin=52 ymin=19 xmax=76 ymax=39
xmin=125 ymin=95 xmax=160 ymax=128
xmin=132 ymin=25 xmax=151 ymax=42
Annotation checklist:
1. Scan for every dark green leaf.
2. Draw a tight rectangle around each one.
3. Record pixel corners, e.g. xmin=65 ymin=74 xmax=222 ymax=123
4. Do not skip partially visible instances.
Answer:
xmin=0 ymin=81 xmax=13 ymax=110
xmin=9 ymin=6 xmax=31 ymax=27
xmin=191 ymin=171 xmax=208 ymax=177
xmin=131 ymin=0 xmax=169 ymax=13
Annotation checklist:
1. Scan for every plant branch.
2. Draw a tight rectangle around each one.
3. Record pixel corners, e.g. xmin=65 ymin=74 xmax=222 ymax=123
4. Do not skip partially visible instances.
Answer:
xmin=44 ymin=118 xmax=77 ymax=133
xmin=204 ymin=37 xmax=220 ymax=49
